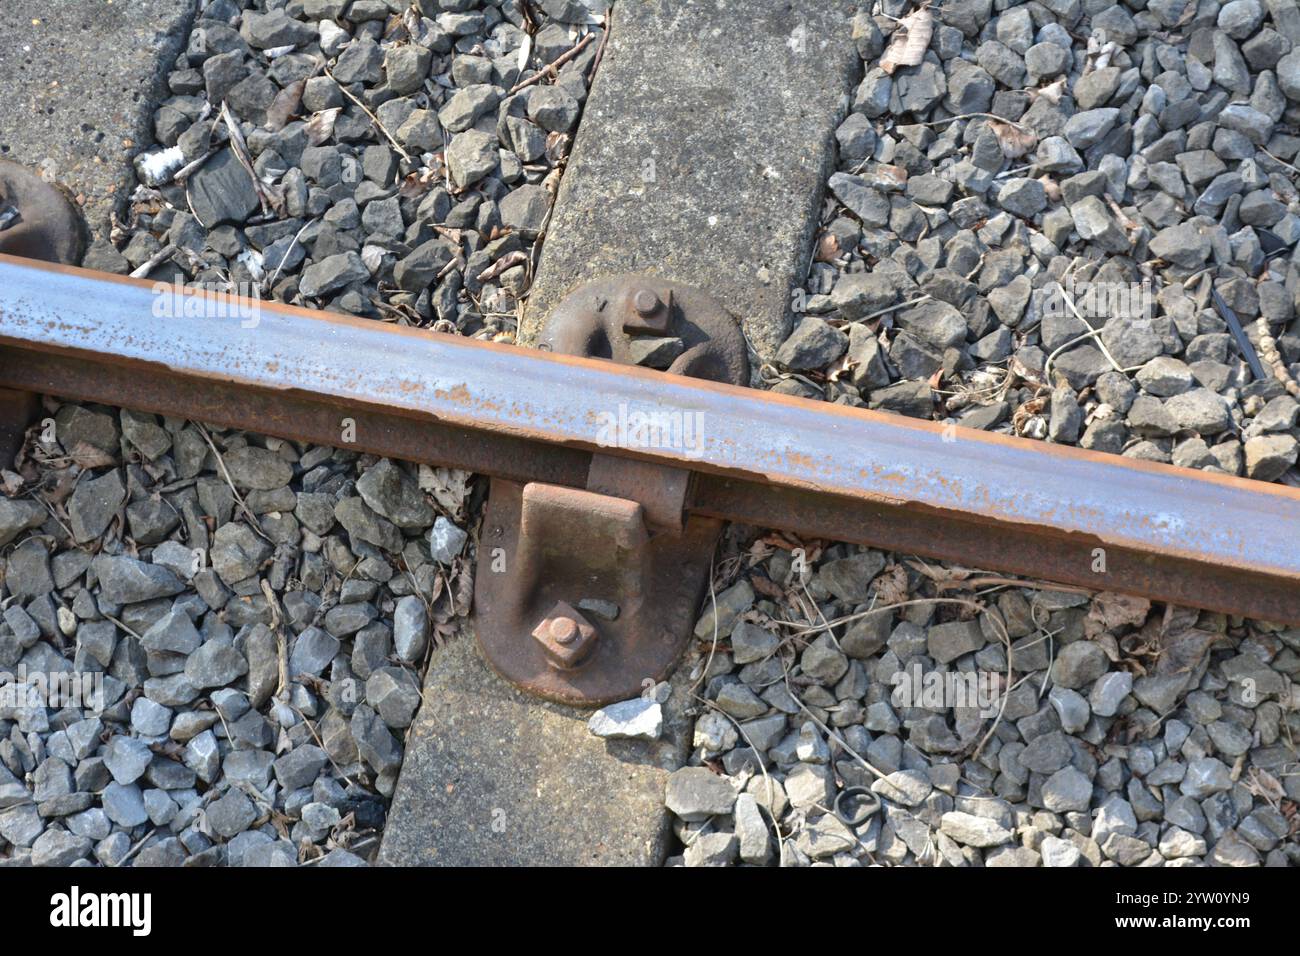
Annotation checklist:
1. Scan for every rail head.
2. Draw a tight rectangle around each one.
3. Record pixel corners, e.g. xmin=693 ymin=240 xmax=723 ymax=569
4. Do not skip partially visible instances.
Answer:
xmin=1 ymin=253 xmax=1298 ymax=623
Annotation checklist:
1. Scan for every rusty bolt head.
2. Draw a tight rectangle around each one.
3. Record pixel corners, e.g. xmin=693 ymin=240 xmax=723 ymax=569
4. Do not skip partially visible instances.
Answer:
xmin=549 ymin=616 xmax=578 ymax=645
xmin=633 ymin=288 xmax=661 ymax=317
xmin=531 ymin=601 xmax=598 ymax=669
xmin=622 ymin=285 xmax=673 ymax=335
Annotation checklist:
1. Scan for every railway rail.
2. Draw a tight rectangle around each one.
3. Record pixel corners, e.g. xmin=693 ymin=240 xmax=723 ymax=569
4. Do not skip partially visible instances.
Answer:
xmin=1 ymin=253 xmax=1298 ymax=669
xmin=2 ymin=0 xmax=1298 ymax=709
xmin=0 ymin=0 xmax=1297 ymax=873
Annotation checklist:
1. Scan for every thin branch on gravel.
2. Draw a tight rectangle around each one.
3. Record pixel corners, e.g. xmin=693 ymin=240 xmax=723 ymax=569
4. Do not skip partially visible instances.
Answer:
xmin=840 ymin=294 xmax=932 ymax=328
xmin=290 ymin=698 xmax=359 ymax=789
xmin=211 ymin=701 xmax=236 ymax=758
xmin=1035 ymin=622 xmax=1064 ymax=702
xmin=1040 ymin=282 xmax=1134 ymax=383
xmin=780 ymin=588 xmax=1019 ymax=774
xmin=799 ymin=580 xmax=847 ymax=654
xmin=917 ymin=112 xmax=1034 ymax=133
xmin=323 ymin=66 xmax=413 ymax=163
xmin=1261 ymin=147 xmax=1300 ymax=177
xmin=780 ymin=657 xmax=890 ymax=782
xmin=111 ymin=828 xmax=160 ymax=868
xmin=263 ymin=215 xmax=317 ymax=294
xmin=689 ymin=559 xmax=722 ymax=695
xmin=691 ymin=692 xmax=789 ymax=865
xmin=102 ymin=612 xmax=147 ymax=643
xmin=129 ymin=243 xmax=177 ymax=279
xmin=168 ymin=146 xmax=220 ymax=185
xmin=260 ymin=579 xmax=291 ymax=702
xmin=508 ymin=31 xmax=596 ymax=94
xmin=433 ymin=255 xmax=466 ymax=289
xmin=193 ymin=422 xmax=274 ymax=544
xmin=778 ymin=595 xmax=984 ymax=639
xmin=934 ymin=575 xmax=1093 ymax=595
xmin=1041 ymin=325 xmax=1126 ymax=383
xmin=969 ymin=607 xmax=1013 ymax=761
xmin=217 ymin=101 xmax=280 ymax=218
xmin=588 ymin=12 xmax=612 ymax=81
xmin=29 ymin=492 xmax=75 ymax=543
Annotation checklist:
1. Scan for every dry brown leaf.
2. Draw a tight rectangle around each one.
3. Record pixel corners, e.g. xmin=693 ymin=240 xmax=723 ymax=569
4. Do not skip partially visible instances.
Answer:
xmin=871 ymin=564 xmax=910 ymax=605
xmin=398 ymin=166 xmax=440 ymax=199
xmin=266 ymin=79 xmax=305 ymax=131
xmin=544 ymin=131 xmax=570 ymax=165
xmin=758 ymin=531 xmax=809 ymax=553
xmin=1009 ymin=354 xmax=1046 ymax=388
xmin=879 ymin=6 xmax=933 ymax=75
xmin=304 ymin=108 xmax=341 ymax=146
xmin=453 ymin=558 xmax=474 ymax=617
xmin=1011 ymin=394 xmax=1047 ymax=433
xmin=826 ymin=350 xmax=854 ymax=383
xmin=477 ymin=250 xmax=529 ymax=283
xmin=401 ymin=6 xmax=423 ymax=40
xmin=418 ymin=465 xmax=471 ymax=521
xmin=987 ymin=118 xmax=1038 ymax=159
xmin=1156 ymin=627 xmax=1223 ymax=676
xmin=1154 ymin=606 xmax=1224 ymax=677
xmin=750 ymin=574 xmax=786 ymax=601
xmin=1245 ymin=767 xmax=1286 ymax=804
xmin=66 ymin=441 xmax=117 ymax=471
xmin=815 ymin=232 xmax=841 ymax=263
xmin=1093 ymin=632 xmax=1122 ymax=662
xmin=1089 ymin=591 xmax=1151 ymax=631
xmin=1035 ymin=77 xmax=1067 ymax=104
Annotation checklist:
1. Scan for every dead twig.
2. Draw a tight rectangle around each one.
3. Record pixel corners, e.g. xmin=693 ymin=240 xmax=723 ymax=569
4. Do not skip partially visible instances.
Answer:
xmin=169 ymin=147 xmax=220 ymax=185
xmin=507 ymin=31 xmax=596 ymax=95
xmin=780 ymin=656 xmax=890 ymax=782
xmin=692 ymin=692 xmax=789 ymax=865
xmin=129 ymin=243 xmax=177 ymax=279
xmin=217 ymin=101 xmax=282 ymax=219
xmin=918 ymin=112 xmax=1034 ymax=133
xmin=260 ymin=579 xmax=291 ymax=701
xmin=934 ymin=576 xmax=1094 ymax=595
xmin=192 ymin=423 xmax=274 ymax=544
xmin=689 ymin=559 xmax=723 ymax=696
xmin=263 ymin=216 xmax=318 ymax=294
xmin=588 ymin=13 xmax=612 ymax=80
xmin=323 ymin=66 xmax=413 ymax=163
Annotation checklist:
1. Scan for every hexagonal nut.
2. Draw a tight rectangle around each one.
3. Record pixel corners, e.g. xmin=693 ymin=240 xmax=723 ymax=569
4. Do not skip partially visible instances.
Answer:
xmin=531 ymin=601 xmax=598 ymax=669
xmin=622 ymin=285 xmax=674 ymax=335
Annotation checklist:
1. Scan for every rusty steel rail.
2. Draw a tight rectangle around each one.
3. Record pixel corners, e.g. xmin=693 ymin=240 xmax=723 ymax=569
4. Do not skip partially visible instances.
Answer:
xmin=1 ymin=253 xmax=1299 ymax=624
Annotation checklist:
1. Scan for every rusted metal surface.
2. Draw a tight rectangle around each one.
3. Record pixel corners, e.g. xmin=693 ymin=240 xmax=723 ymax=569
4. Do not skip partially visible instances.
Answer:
xmin=0 ymin=387 xmax=39 ymax=469
xmin=537 ymin=274 xmax=750 ymax=384
xmin=2 ymin=255 xmax=1300 ymax=624
xmin=0 ymin=160 xmax=86 ymax=265
xmin=478 ymin=456 xmax=714 ymax=705
xmin=475 ymin=479 xmax=721 ymax=705
xmin=691 ymin=478 xmax=1300 ymax=625
xmin=586 ymin=455 xmax=690 ymax=532
xmin=4 ymin=345 xmax=590 ymax=488
xmin=0 ymin=164 xmax=86 ymax=468
xmin=478 ymin=276 xmax=742 ymax=705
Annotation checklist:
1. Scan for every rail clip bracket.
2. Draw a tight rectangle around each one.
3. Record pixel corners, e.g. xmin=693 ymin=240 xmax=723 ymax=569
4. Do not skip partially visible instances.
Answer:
xmin=474 ymin=276 xmax=750 ymax=706
xmin=0 ymin=160 xmax=88 ymax=467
